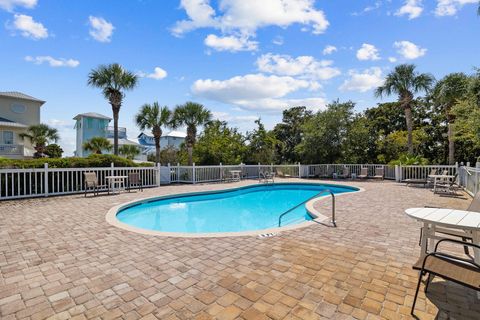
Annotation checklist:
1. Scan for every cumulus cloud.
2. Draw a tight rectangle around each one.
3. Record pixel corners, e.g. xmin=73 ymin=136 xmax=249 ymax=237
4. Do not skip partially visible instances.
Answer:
xmin=138 ymin=67 xmax=168 ymax=80
xmin=272 ymin=36 xmax=284 ymax=45
xmin=204 ymin=34 xmax=258 ymax=52
xmin=256 ymin=53 xmax=340 ymax=81
xmin=88 ymin=16 xmax=114 ymax=42
xmin=9 ymin=14 xmax=48 ymax=39
xmin=356 ymin=43 xmax=381 ymax=61
xmin=435 ymin=0 xmax=477 ymax=16
xmin=322 ymin=45 xmax=337 ymax=55
xmin=0 ymin=0 xmax=36 ymax=11
xmin=394 ymin=40 xmax=427 ymax=59
xmin=212 ymin=111 xmax=259 ymax=124
xmin=339 ymin=67 xmax=384 ymax=93
xmin=25 ymin=56 xmax=80 ymax=67
xmin=172 ymin=0 xmax=329 ymax=36
xmin=192 ymin=73 xmax=325 ymax=112
xmin=388 ymin=57 xmax=397 ymax=63
xmin=395 ymin=0 xmax=423 ymax=19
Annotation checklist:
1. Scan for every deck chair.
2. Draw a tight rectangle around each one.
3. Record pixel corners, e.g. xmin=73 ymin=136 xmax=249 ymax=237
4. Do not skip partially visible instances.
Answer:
xmin=338 ymin=167 xmax=350 ymax=179
xmin=373 ymin=167 xmax=384 ymax=180
xmin=404 ymin=169 xmax=438 ymax=187
xmin=357 ymin=168 xmax=368 ymax=179
xmin=84 ymin=172 xmax=105 ymax=197
xmin=435 ymin=173 xmax=459 ymax=195
xmin=127 ymin=173 xmax=143 ymax=192
xmin=276 ymin=169 xmax=292 ymax=178
xmin=259 ymin=171 xmax=275 ymax=183
xmin=411 ymin=239 xmax=480 ymax=317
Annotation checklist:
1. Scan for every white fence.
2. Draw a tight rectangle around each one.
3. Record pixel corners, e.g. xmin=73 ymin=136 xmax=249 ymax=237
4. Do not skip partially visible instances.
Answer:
xmin=2 ymin=162 xmax=473 ymax=200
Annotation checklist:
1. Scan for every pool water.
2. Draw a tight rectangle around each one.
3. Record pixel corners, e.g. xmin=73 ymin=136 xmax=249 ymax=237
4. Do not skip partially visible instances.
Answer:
xmin=116 ymin=183 xmax=357 ymax=234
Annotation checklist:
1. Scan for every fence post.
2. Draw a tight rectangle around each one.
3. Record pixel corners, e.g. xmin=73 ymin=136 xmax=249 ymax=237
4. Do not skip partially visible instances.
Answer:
xmin=220 ymin=162 xmax=223 ymax=181
xmin=156 ymin=162 xmax=161 ymax=187
xmin=44 ymin=163 xmax=49 ymax=197
xmin=298 ymin=162 xmax=301 ymax=178
xmin=476 ymin=162 xmax=480 ymax=195
xmin=192 ymin=162 xmax=196 ymax=184
xmin=395 ymin=165 xmax=400 ymax=182
xmin=167 ymin=163 xmax=171 ymax=185
xmin=110 ymin=162 xmax=114 ymax=177
xmin=177 ymin=163 xmax=180 ymax=183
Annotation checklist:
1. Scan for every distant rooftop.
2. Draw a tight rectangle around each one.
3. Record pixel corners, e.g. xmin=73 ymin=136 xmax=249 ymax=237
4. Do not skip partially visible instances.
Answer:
xmin=73 ymin=112 xmax=112 ymax=120
xmin=0 ymin=91 xmax=45 ymax=104
xmin=138 ymin=131 xmax=187 ymax=138
xmin=0 ymin=117 xmax=28 ymax=128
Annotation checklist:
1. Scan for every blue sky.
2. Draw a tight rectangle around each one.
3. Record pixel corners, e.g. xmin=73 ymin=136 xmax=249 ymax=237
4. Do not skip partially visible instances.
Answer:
xmin=0 ymin=0 xmax=478 ymax=155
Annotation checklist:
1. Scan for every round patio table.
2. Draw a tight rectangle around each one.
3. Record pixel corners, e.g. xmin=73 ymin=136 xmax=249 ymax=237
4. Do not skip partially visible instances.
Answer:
xmin=405 ymin=207 xmax=480 ymax=265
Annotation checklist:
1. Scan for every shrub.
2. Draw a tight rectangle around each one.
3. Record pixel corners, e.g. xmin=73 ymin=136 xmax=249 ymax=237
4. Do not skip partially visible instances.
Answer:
xmin=0 ymin=154 xmax=153 ymax=169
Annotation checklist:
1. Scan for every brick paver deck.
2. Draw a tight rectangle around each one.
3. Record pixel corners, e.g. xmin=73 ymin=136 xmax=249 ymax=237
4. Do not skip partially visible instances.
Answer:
xmin=1 ymin=179 xmax=479 ymax=319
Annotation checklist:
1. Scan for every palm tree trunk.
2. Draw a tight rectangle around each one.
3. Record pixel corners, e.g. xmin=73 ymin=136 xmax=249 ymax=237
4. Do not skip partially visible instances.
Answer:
xmin=154 ymin=136 xmax=161 ymax=164
xmin=112 ymin=107 xmax=119 ymax=155
xmin=187 ymin=146 xmax=193 ymax=166
xmin=404 ymin=105 xmax=414 ymax=155
xmin=447 ymin=112 xmax=455 ymax=165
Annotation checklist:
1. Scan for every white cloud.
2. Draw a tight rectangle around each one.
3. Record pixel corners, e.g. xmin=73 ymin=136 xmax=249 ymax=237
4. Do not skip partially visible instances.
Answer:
xmin=25 ymin=56 xmax=80 ymax=68
xmin=192 ymin=73 xmax=325 ymax=112
xmin=212 ymin=111 xmax=259 ymax=124
xmin=204 ymin=34 xmax=258 ymax=52
xmin=322 ymin=45 xmax=337 ymax=55
xmin=394 ymin=40 xmax=427 ymax=59
xmin=388 ymin=57 xmax=397 ymax=63
xmin=356 ymin=43 xmax=380 ymax=61
xmin=172 ymin=0 xmax=329 ymax=36
xmin=46 ymin=119 xmax=76 ymax=156
xmin=256 ymin=53 xmax=341 ymax=81
xmin=88 ymin=16 xmax=114 ymax=42
xmin=435 ymin=0 xmax=477 ymax=16
xmin=0 ymin=0 xmax=36 ymax=11
xmin=9 ymin=14 xmax=48 ymax=39
xmin=395 ymin=0 xmax=423 ymax=19
xmin=339 ymin=67 xmax=384 ymax=93
xmin=139 ymin=67 xmax=168 ymax=80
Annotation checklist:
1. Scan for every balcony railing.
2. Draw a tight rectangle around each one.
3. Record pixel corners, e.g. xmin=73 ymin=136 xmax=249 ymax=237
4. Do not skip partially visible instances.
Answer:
xmin=0 ymin=144 xmax=24 ymax=156
xmin=106 ymin=126 xmax=127 ymax=139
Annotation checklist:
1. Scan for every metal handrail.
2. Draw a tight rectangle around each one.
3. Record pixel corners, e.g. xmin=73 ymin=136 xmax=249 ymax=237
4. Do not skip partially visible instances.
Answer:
xmin=278 ymin=189 xmax=336 ymax=227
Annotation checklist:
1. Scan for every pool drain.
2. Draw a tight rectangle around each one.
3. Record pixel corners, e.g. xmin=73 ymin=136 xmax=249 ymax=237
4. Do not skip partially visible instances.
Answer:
xmin=258 ymin=232 xmax=277 ymax=238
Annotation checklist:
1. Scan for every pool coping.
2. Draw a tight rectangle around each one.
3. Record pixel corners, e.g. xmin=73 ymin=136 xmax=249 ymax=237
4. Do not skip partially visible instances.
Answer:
xmin=105 ymin=181 xmax=365 ymax=238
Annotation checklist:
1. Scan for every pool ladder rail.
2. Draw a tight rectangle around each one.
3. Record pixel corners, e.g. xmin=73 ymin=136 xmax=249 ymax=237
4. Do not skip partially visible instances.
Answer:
xmin=277 ymin=189 xmax=336 ymax=227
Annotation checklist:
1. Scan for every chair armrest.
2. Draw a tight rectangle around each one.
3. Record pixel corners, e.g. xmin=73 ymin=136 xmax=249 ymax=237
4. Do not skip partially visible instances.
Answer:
xmin=434 ymin=238 xmax=480 ymax=252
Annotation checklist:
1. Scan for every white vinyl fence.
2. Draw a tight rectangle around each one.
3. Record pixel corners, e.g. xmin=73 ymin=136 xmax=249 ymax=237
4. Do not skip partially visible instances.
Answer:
xmin=1 ymin=162 xmax=470 ymax=200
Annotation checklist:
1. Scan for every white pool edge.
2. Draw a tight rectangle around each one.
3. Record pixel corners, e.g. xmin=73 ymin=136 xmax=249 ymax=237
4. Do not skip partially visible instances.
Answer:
xmin=105 ymin=182 xmax=365 ymax=238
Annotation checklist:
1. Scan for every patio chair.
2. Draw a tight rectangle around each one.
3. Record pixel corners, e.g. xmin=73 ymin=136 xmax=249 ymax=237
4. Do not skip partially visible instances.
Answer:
xmin=434 ymin=173 xmax=459 ymax=195
xmin=338 ymin=167 xmax=350 ymax=179
xmin=372 ymin=167 xmax=384 ymax=180
xmin=84 ymin=172 xmax=106 ymax=197
xmin=259 ymin=171 xmax=275 ymax=183
xmin=276 ymin=169 xmax=292 ymax=178
xmin=127 ymin=172 xmax=143 ymax=192
xmin=411 ymin=239 xmax=480 ymax=317
xmin=403 ymin=169 xmax=438 ymax=188
xmin=357 ymin=168 xmax=368 ymax=179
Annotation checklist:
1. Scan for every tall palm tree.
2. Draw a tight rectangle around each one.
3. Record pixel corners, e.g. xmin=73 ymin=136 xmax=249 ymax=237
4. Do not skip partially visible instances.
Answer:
xmin=375 ymin=64 xmax=434 ymax=155
xmin=20 ymin=124 xmax=59 ymax=158
xmin=135 ymin=102 xmax=172 ymax=163
xmin=87 ymin=63 xmax=138 ymax=155
xmin=119 ymin=144 xmax=140 ymax=160
xmin=171 ymin=102 xmax=212 ymax=165
xmin=83 ymin=137 xmax=112 ymax=155
xmin=432 ymin=73 xmax=470 ymax=164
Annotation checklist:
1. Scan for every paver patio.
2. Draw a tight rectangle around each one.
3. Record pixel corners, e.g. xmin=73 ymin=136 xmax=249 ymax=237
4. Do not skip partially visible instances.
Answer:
xmin=1 ymin=179 xmax=479 ymax=319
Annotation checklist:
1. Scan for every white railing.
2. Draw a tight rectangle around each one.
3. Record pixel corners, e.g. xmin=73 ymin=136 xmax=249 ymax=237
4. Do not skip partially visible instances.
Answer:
xmin=0 ymin=144 xmax=24 ymax=156
xmin=307 ymin=164 xmax=396 ymax=179
xmin=399 ymin=165 xmax=457 ymax=181
xmin=458 ymin=166 xmax=480 ymax=196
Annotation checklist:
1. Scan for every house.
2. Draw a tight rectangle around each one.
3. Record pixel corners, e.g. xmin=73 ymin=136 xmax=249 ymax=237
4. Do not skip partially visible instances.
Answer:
xmin=74 ymin=112 xmax=144 ymax=160
xmin=0 ymin=91 xmax=45 ymax=159
xmin=137 ymin=131 xmax=186 ymax=156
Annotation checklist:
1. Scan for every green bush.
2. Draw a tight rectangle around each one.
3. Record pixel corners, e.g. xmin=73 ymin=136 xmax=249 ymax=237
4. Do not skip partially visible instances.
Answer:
xmin=0 ymin=154 xmax=153 ymax=169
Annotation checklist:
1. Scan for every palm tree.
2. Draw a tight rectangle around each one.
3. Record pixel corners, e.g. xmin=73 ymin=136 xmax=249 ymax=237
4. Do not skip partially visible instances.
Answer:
xmin=171 ymin=102 xmax=212 ymax=165
xmin=375 ymin=64 xmax=434 ymax=154
xmin=135 ymin=102 xmax=172 ymax=164
xmin=87 ymin=63 xmax=138 ymax=155
xmin=432 ymin=73 xmax=470 ymax=164
xmin=20 ymin=124 xmax=59 ymax=158
xmin=119 ymin=144 xmax=140 ymax=160
xmin=83 ymin=137 xmax=112 ymax=155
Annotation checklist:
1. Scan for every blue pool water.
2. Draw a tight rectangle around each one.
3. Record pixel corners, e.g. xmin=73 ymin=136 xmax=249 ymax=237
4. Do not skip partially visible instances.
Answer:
xmin=116 ymin=183 xmax=357 ymax=234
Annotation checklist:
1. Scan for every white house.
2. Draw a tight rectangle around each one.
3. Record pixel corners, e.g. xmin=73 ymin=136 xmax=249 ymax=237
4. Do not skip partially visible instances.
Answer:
xmin=0 ymin=91 xmax=45 ymax=159
xmin=137 ymin=131 xmax=187 ymax=157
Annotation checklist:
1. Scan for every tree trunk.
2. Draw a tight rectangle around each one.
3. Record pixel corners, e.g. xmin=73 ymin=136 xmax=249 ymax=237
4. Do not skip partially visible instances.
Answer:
xmin=154 ymin=136 xmax=161 ymax=164
xmin=404 ymin=105 xmax=414 ymax=155
xmin=447 ymin=112 xmax=455 ymax=165
xmin=187 ymin=146 xmax=193 ymax=166
xmin=112 ymin=107 xmax=119 ymax=155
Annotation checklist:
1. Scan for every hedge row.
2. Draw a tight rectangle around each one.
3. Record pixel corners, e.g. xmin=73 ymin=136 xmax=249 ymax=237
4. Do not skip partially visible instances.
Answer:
xmin=0 ymin=154 xmax=153 ymax=169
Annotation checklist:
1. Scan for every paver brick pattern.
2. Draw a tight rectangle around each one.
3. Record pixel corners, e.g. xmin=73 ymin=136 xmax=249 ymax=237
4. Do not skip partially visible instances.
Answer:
xmin=1 ymin=179 xmax=479 ymax=319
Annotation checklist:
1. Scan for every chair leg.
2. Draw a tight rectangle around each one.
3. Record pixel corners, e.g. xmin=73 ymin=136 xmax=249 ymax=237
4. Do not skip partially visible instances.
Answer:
xmin=424 ymin=274 xmax=432 ymax=293
xmin=462 ymin=237 xmax=470 ymax=255
xmin=411 ymin=270 xmax=425 ymax=317
xmin=418 ymin=227 xmax=423 ymax=246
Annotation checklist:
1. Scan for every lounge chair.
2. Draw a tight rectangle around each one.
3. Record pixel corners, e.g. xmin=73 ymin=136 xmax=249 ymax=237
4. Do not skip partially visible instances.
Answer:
xmin=372 ymin=168 xmax=384 ymax=180
xmin=403 ymin=168 xmax=437 ymax=187
xmin=127 ymin=173 xmax=143 ymax=192
xmin=357 ymin=168 xmax=368 ymax=179
xmin=434 ymin=173 xmax=459 ymax=195
xmin=84 ymin=172 xmax=106 ymax=197
xmin=259 ymin=171 xmax=275 ymax=183
xmin=411 ymin=239 xmax=480 ymax=317
xmin=338 ymin=167 xmax=350 ymax=179
xmin=276 ymin=169 xmax=292 ymax=178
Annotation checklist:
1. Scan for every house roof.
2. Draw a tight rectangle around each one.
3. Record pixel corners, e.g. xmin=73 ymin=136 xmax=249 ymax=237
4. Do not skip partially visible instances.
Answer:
xmin=0 ymin=117 xmax=28 ymax=128
xmin=137 ymin=131 xmax=187 ymax=139
xmin=106 ymin=138 xmax=140 ymax=146
xmin=73 ymin=112 xmax=112 ymax=120
xmin=0 ymin=91 xmax=45 ymax=104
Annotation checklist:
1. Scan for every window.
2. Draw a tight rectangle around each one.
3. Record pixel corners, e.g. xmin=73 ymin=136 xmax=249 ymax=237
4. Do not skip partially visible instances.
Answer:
xmin=2 ymin=131 xmax=14 ymax=144
xmin=86 ymin=118 xmax=93 ymax=129
xmin=10 ymin=103 xmax=26 ymax=114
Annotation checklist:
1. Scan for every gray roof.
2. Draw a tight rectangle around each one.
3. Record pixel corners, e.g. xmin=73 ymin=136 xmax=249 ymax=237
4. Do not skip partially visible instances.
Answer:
xmin=73 ymin=112 xmax=112 ymax=120
xmin=0 ymin=117 xmax=28 ymax=128
xmin=106 ymin=138 xmax=140 ymax=146
xmin=0 ymin=91 xmax=45 ymax=104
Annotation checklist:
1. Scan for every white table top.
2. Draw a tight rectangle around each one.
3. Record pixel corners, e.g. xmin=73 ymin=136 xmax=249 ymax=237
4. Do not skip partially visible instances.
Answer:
xmin=428 ymin=174 xmax=456 ymax=178
xmin=106 ymin=175 xmax=128 ymax=179
xmin=405 ymin=207 xmax=480 ymax=230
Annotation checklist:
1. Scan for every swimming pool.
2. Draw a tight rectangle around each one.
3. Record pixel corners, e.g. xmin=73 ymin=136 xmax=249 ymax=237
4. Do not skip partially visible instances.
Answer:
xmin=112 ymin=183 xmax=358 ymax=235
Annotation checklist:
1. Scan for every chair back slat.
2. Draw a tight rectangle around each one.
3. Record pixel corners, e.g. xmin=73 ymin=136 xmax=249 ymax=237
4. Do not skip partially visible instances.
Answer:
xmin=360 ymin=168 xmax=368 ymax=176
xmin=375 ymin=168 xmax=384 ymax=176
xmin=84 ymin=172 xmax=98 ymax=186
xmin=128 ymin=173 xmax=140 ymax=184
